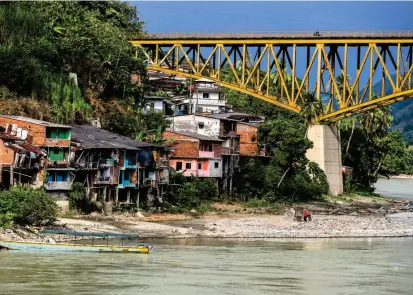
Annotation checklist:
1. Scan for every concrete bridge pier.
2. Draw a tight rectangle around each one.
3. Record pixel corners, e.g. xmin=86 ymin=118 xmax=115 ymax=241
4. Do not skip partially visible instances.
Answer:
xmin=306 ymin=124 xmax=343 ymax=196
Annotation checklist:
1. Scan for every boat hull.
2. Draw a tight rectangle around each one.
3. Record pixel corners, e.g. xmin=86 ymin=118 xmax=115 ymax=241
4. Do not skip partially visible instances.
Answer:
xmin=0 ymin=241 xmax=149 ymax=253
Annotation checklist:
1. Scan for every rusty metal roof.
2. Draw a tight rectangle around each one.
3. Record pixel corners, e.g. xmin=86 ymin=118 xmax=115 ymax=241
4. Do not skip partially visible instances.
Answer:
xmin=71 ymin=125 xmax=157 ymax=150
xmin=0 ymin=115 xmax=71 ymax=128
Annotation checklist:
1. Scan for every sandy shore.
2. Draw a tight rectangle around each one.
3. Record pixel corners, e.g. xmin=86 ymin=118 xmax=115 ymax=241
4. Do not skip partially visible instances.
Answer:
xmin=2 ymin=211 xmax=413 ymax=243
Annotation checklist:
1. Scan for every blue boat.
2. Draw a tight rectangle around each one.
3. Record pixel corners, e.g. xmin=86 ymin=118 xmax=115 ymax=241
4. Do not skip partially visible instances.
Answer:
xmin=0 ymin=229 xmax=150 ymax=253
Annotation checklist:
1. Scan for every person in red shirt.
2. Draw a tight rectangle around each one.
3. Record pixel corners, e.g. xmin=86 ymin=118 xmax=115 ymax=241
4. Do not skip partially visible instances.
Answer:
xmin=303 ymin=210 xmax=309 ymax=222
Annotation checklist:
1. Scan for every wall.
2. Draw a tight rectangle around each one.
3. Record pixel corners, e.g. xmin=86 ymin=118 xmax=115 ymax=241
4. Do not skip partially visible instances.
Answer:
xmin=169 ymin=158 xmax=198 ymax=177
xmin=237 ymin=123 xmax=259 ymax=156
xmin=170 ymin=115 xmax=221 ymax=138
xmin=0 ymin=138 xmax=15 ymax=165
xmin=0 ymin=118 xmax=46 ymax=146
xmin=208 ymin=159 xmax=222 ymax=178
xmin=162 ymin=131 xmax=199 ymax=158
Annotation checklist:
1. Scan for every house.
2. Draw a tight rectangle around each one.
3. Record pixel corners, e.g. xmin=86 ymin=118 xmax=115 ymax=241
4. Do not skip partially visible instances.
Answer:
xmin=0 ymin=126 xmax=46 ymax=188
xmin=142 ymin=96 xmax=168 ymax=114
xmin=208 ymin=112 xmax=267 ymax=157
xmin=70 ymin=125 xmax=169 ymax=207
xmin=166 ymin=114 xmax=240 ymax=194
xmin=162 ymin=130 xmax=223 ymax=178
xmin=0 ymin=115 xmax=74 ymax=196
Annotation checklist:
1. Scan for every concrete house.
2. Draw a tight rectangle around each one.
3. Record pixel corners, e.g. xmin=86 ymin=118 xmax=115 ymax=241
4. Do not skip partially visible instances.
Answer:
xmin=166 ymin=114 xmax=240 ymax=194
xmin=162 ymin=130 xmax=223 ymax=178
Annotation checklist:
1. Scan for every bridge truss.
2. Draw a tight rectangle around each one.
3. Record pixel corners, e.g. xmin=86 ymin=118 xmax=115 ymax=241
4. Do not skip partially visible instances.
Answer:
xmin=132 ymin=32 xmax=413 ymax=122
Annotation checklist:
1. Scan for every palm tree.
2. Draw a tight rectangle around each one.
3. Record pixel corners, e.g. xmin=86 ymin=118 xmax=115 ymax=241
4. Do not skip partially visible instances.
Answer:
xmin=358 ymin=105 xmax=393 ymax=135
xmin=300 ymin=92 xmax=325 ymax=132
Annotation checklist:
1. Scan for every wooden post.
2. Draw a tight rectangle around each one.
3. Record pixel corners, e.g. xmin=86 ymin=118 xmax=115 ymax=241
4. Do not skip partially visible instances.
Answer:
xmin=103 ymin=186 xmax=107 ymax=202
xmin=127 ymin=189 xmax=131 ymax=204
xmin=108 ymin=186 xmax=112 ymax=202
xmin=10 ymin=165 xmax=14 ymax=186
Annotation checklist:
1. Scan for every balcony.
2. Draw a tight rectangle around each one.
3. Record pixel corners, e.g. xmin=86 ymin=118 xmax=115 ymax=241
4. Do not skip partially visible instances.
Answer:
xmin=220 ymin=130 xmax=238 ymax=138
xmin=222 ymin=147 xmax=240 ymax=155
xmin=99 ymin=159 xmax=115 ymax=168
xmin=96 ymin=176 xmax=112 ymax=184
xmin=194 ymin=83 xmax=221 ymax=91
xmin=76 ymin=162 xmax=98 ymax=170
xmin=46 ymin=159 xmax=70 ymax=168
xmin=156 ymin=158 xmax=169 ymax=168
xmin=45 ymin=181 xmax=72 ymax=191
xmin=124 ymin=159 xmax=137 ymax=169
xmin=199 ymin=151 xmax=215 ymax=158
xmin=118 ymin=182 xmax=137 ymax=189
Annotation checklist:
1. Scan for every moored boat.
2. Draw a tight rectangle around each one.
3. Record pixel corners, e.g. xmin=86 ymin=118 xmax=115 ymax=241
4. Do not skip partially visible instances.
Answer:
xmin=0 ymin=229 xmax=150 ymax=253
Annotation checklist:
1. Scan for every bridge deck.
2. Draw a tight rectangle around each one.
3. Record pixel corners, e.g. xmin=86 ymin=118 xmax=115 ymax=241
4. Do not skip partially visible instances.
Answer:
xmin=138 ymin=31 xmax=413 ymax=40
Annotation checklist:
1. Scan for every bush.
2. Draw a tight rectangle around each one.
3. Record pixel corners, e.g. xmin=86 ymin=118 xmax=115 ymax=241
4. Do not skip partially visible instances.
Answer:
xmin=174 ymin=178 xmax=219 ymax=211
xmin=0 ymin=187 xmax=58 ymax=227
xmin=68 ymin=182 xmax=90 ymax=212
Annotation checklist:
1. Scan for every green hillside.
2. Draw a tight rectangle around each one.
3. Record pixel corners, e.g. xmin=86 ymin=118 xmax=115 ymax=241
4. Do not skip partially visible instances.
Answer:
xmin=370 ymin=76 xmax=413 ymax=144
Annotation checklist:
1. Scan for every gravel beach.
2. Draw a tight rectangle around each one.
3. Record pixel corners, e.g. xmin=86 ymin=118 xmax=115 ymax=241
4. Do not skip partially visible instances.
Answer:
xmin=2 ymin=212 xmax=413 ymax=242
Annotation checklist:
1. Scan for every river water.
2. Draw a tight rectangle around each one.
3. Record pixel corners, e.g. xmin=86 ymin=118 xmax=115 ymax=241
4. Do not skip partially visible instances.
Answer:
xmin=374 ymin=178 xmax=413 ymax=200
xmin=1 ymin=179 xmax=413 ymax=294
xmin=1 ymin=238 xmax=413 ymax=295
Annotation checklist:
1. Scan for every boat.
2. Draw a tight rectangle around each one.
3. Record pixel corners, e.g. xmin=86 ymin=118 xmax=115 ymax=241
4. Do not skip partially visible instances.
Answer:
xmin=0 ymin=229 xmax=150 ymax=253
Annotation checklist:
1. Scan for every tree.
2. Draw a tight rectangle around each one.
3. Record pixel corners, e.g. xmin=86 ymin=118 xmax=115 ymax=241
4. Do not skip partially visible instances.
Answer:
xmin=0 ymin=1 xmax=147 ymax=124
xmin=299 ymin=92 xmax=325 ymax=131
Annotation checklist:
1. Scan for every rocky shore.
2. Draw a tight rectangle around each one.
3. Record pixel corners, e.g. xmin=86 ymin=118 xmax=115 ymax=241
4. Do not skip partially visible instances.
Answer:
xmin=1 ymin=211 xmax=413 ymax=242
xmin=1 ymin=197 xmax=413 ymax=242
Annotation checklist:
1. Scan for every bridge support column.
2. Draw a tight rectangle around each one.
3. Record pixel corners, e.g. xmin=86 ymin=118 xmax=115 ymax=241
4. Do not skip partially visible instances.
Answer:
xmin=306 ymin=124 xmax=343 ymax=196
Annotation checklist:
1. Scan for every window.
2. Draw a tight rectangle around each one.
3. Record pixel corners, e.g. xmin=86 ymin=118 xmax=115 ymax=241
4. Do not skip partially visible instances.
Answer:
xmin=124 ymin=171 xmax=130 ymax=181
xmin=209 ymin=144 xmax=213 ymax=152
xmin=185 ymin=162 xmax=191 ymax=169
xmin=176 ymin=162 xmax=182 ymax=170
xmin=202 ymin=92 xmax=209 ymax=99
xmin=214 ymin=162 xmax=219 ymax=169
xmin=198 ymin=122 xmax=204 ymax=129
xmin=198 ymin=162 xmax=202 ymax=169
xmin=46 ymin=128 xmax=71 ymax=139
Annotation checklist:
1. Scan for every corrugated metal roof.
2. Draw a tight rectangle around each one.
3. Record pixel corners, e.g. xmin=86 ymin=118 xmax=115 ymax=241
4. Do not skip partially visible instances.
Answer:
xmin=71 ymin=125 xmax=157 ymax=150
xmin=208 ymin=112 xmax=265 ymax=122
xmin=0 ymin=115 xmax=71 ymax=128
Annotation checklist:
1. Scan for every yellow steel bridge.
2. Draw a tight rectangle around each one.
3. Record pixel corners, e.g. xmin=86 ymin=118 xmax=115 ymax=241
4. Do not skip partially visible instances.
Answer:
xmin=131 ymin=31 xmax=413 ymax=122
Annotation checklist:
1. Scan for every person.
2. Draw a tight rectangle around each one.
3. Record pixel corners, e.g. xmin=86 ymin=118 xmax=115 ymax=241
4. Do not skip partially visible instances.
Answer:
xmin=303 ymin=210 xmax=309 ymax=222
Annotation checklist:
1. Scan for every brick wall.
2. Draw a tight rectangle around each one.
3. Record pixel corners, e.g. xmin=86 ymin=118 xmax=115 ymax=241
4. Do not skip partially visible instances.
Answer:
xmin=162 ymin=131 xmax=199 ymax=158
xmin=0 ymin=139 xmax=15 ymax=165
xmin=237 ymin=123 xmax=259 ymax=156
xmin=0 ymin=118 xmax=46 ymax=146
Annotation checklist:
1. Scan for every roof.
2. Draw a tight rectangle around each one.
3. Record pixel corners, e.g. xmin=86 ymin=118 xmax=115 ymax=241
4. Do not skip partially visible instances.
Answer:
xmin=144 ymin=95 xmax=168 ymax=101
xmin=167 ymin=114 xmax=235 ymax=122
xmin=0 ymin=115 xmax=71 ymax=128
xmin=1 ymin=131 xmax=45 ymax=155
xmin=165 ymin=130 xmax=223 ymax=142
xmin=195 ymin=78 xmax=214 ymax=83
xmin=208 ymin=112 xmax=265 ymax=122
xmin=71 ymin=125 xmax=157 ymax=150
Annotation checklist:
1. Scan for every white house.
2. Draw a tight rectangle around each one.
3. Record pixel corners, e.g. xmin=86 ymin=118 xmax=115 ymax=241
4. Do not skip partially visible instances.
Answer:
xmin=185 ymin=78 xmax=226 ymax=114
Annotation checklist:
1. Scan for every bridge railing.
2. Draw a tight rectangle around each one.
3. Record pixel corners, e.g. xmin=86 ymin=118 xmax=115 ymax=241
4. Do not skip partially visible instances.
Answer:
xmin=140 ymin=31 xmax=413 ymax=39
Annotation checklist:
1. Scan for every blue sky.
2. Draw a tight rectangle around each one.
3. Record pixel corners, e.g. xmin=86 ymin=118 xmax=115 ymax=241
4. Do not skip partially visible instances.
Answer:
xmin=134 ymin=1 xmax=413 ymax=33
xmin=133 ymin=1 xmax=412 ymax=94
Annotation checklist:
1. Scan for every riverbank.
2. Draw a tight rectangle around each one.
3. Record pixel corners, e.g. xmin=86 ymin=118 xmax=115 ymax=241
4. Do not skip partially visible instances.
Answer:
xmin=1 ymin=196 xmax=413 ymax=242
